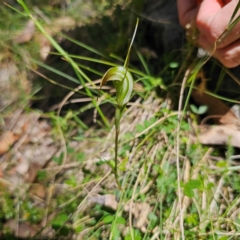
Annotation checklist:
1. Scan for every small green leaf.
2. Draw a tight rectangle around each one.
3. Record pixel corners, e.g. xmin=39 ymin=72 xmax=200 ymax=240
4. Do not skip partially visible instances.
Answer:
xmin=103 ymin=215 xmax=114 ymax=224
xmin=53 ymin=153 xmax=63 ymax=165
xmin=76 ymin=152 xmax=85 ymax=162
xmin=118 ymin=157 xmax=128 ymax=171
xmin=235 ymin=217 xmax=240 ymax=231
xmin=148 ymin=212 xmax=158 ymax=222
xmin=67 ymin=146 xmax=75 ymax=153
xmin=185 ymin=179 xmax=201 ymax=189
xmin=218 ymin=237 xmax=228 ymax=240
xmin=186 ymin=213 xmax=198 ymax=225
xmin=198 ymin=105 xmax=208 ymax=114
xmin=190 ymin=104 xmax=208 ymax=114
xmin=124 ymin=228 xmax=142 ymax=240
xmin=124 ymin=234 xmax=131 ymax=240
xmin=190 ymin=104 xmax=198 ymax=114
xmin=181 ymin=122 xmax=190 ymax=131
xmin=52 ymin=213 xmax=68 ymax=227
xmin=65 ymin=176 xmax=77 ymax=187
xmin=116 ymin=216 xmax=126 ymax=224
xmin=183 ymin=186 xmax=194 ymax=198
xmin=106 ymin=160 xmax=115 ymax=170
xmin=153 ymin=164 xmax=160 ymax=173
xmin=184 ymin=179 xmax=201 ymax=198
xmin=216 ymin=161 xmax=227 ymax=168
xmin=169 ymin=62 xmax=179 ymax=68
xmin=37 ymin=170 xmax=47 ymax=181
xmin=148 ymin=212 xmax=158 ymax=229
xmin=206 ymin=182 xmax=214 ymax=190
xmin=144 ymin=117 xmax=156 ymax=127
xmin=136 ymin=123 xmax=145 ymax=132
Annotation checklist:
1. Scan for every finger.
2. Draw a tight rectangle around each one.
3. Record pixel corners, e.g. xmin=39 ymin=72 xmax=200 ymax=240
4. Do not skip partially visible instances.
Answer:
xmin=216 ymin=40 xmax=240 ymax=68
xmin=212 ymin=1 xmax=240 ymax=48
xmin=197 ymin=0 xmax=240 ymax=47
xmin=199 ymin=35 xmax=240 ymax=68
xmin=196 ymin=0 xmax=223 ymax=42
xmin=177 ymin=0 xmax=198 ymax=27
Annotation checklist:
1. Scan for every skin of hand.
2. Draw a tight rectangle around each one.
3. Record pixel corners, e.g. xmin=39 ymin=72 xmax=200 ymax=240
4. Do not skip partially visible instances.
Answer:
xmin=177 ymin=0 xmax=240 ymax=68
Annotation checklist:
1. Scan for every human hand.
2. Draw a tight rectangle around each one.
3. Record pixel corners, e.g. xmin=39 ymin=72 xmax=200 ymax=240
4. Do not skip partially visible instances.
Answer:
xmin=177 ymin=0 xmax=240 ymax=68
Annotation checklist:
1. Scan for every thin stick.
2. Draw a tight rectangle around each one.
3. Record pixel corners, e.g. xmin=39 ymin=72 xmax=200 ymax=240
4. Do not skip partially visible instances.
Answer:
xmin=129 ymin=165 xmax=144 ymax=239
xmin=176 ymin=67 xmax=192 ymax=240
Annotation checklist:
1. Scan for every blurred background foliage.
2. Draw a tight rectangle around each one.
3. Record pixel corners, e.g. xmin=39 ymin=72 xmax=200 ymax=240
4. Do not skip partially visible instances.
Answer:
xmin=0 ymin=0 xmax=164 ymax=115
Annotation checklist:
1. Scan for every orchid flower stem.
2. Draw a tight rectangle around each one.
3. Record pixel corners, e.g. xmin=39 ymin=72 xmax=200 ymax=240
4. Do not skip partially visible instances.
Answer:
xmin=99 ymin=18 xmax=139 ymax=188
xmin=114 ymin=105 xmax=125 ymax=188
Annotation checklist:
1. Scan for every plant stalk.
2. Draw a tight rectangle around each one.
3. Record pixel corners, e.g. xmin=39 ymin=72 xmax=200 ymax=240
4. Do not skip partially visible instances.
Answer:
xmin=114 ymin=106 xmax=124 ymax=188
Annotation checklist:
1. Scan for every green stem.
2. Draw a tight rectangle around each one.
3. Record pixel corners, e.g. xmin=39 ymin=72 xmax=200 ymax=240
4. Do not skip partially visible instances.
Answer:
xmin=114 ymin=106 xmax=125 ymax=188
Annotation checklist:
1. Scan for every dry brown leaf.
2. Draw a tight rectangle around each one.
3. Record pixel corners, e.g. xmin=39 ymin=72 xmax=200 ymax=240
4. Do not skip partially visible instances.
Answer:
xmin=14 ymin=20 xmax=35 ymax=44
xmin=4 ymin=219 xmax=38 ymax=238
xmin=0 ymin=166 xmax=3 ymax=178
xmin=198 ymin=125 xmax=240 ymax=147
xmin=191 ymin=89 xmax=238 ymax=125
xmin=15 ymin=158 xmax=29 ymax=175
xmin=27 ymin=163 xmax=43 ymax=183
xmin=0 ymin=131 xmax=19 ymax=155
xmin=89 ymin=194 xmax=118 ymax=211
xmin=35 ymin=16 xmax=76 ymax=60
xmin=39 ymin=37 xmax=51 ymax=60
xmin=29 ymin=183 xmax=46 ymax=199
xmin=134 ymin=203 xmax=151 ymax=232
xmin=192 ymin=81 xmax=240 ymax=147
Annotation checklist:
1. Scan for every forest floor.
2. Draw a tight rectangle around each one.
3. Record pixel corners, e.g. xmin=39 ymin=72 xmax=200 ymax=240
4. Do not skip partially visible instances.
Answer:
xmin=0 ymin=1 xmax=240 ymax=239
